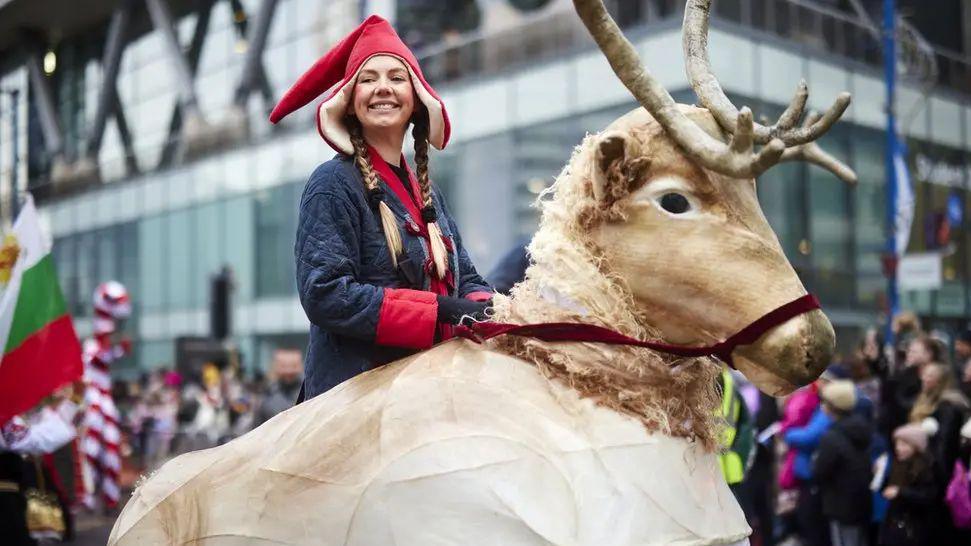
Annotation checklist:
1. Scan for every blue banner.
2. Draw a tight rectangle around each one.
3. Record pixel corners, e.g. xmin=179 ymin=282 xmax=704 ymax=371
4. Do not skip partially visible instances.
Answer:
xmin=889 ymin=129 xmax=914 ymax=256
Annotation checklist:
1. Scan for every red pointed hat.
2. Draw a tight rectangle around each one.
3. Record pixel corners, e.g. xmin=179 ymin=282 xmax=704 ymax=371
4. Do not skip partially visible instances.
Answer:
xmin=269 ymin=15 xmax=450 ymax=155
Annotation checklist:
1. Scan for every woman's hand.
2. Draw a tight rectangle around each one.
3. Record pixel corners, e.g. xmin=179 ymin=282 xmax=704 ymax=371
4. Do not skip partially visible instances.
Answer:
xmin=436 ymin=296 xmax=490 ymax=326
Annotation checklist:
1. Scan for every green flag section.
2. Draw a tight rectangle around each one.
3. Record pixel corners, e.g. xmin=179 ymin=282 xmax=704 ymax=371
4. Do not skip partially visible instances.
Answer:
xmin=0 ymin=195 xmax=82 ymax=425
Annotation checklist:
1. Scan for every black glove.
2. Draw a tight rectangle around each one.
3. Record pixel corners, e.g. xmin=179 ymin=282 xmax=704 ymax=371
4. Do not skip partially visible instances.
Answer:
xmin=436 ymin=295 xmax=491 ymax=326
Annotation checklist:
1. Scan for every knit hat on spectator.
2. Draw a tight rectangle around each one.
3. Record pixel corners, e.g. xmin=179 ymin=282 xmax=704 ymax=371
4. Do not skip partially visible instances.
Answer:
xmin=820 ymin=380 xmax=856 ymax=412
xmin=819 ymin=364 xmax=850 ymax=381
xmin=893 ymin=423 xmax=928 ymax=453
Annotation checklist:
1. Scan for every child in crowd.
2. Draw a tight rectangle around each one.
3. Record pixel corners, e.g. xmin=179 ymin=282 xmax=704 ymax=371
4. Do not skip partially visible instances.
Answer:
xmin=814 ymin=380 xmax=873 ymax=546
xmin=879 ymin=423 xmax=936 ymax=546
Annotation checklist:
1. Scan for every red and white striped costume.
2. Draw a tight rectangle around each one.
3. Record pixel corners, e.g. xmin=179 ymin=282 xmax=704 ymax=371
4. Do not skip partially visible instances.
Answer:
xmin=76 ymin=281 xmax=130 ymax=510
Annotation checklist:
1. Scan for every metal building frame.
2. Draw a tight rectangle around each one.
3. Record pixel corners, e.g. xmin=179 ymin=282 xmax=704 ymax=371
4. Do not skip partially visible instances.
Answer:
xmin=26 ymin=0 xmax=281 ymax=190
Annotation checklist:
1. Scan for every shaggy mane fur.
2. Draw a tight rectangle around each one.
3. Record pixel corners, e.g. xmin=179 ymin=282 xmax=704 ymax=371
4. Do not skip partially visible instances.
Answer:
xmin=490 ymin=132 xmax=723 ymax=450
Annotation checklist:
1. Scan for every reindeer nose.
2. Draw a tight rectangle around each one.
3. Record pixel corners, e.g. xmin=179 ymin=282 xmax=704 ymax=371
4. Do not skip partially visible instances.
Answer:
xmin=781 ymin=309 xmax=837 ymax=384
xmin=731 ymin=308 xmax=836 ymax=396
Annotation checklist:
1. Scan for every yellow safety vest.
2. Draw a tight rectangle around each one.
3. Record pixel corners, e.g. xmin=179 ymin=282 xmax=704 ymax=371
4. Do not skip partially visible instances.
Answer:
xmin=718 ymin=368 xmax=746 ymax=485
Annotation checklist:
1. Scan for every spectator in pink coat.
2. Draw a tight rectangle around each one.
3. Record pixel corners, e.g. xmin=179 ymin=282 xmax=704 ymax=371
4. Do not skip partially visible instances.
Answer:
xmin=780 ymin=382 xmax=821 ymax=489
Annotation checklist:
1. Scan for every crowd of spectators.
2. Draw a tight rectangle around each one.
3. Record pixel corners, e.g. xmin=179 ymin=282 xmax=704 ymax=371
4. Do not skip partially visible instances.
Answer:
xmin=732 ymin=315 xmax=971 ymax=546
xmin=115 ymin=348 xmax=305 ymax=474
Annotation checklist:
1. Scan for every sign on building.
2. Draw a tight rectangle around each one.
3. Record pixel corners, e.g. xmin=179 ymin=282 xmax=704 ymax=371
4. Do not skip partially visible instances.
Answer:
xmin=898 ymin=252 xmax=943 ymax=291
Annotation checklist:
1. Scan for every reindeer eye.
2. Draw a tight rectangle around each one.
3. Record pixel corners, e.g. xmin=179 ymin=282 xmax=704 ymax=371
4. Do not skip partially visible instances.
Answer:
xmin=659 ymin=192 xmax=691 ymax=214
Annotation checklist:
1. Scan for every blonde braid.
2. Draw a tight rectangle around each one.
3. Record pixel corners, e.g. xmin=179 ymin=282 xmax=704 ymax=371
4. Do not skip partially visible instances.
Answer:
xmin=348 ymin=120 xmax=402 ymax=268
xmin=412 ymin=110 xmax=448 ymax=279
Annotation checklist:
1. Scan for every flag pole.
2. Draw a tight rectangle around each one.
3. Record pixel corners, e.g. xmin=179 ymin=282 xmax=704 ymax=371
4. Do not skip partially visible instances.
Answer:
xmin=883 ymin=0 xmax=899 ymax=349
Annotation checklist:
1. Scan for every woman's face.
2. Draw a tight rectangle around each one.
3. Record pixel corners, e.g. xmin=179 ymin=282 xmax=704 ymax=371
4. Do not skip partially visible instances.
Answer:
xmin=894 ymin=438 xmax=915 ymax=461
xmin=349 ymin=55 xmax=415 ymax=136
xmin=863 ymin=330 xmax=879 ymax=360
xmin=906 ymin=340 xmax=932 ymax=368
xmin=919 ymin=364 xmax=943 ymax=392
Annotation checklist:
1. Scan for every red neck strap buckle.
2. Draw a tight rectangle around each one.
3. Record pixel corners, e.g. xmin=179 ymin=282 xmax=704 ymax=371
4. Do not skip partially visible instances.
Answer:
xmin=456 ymin=294 xmax=821 ymax=368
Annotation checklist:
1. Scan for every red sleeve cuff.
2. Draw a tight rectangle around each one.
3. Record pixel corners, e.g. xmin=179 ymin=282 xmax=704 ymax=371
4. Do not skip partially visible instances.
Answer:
xmin=465 ymin=291 xmax=493 ymax=302
xmin=375 ymin=288 xmax=438 ymax=349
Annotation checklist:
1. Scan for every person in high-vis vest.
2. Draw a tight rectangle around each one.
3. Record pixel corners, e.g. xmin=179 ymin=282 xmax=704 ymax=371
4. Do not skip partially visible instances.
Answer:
xmin=718 ymin=368 xmax=756 ymax=492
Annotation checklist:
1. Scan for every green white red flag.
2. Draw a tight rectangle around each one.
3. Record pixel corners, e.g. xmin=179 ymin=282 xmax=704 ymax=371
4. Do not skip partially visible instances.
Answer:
xmin=0 ymin=194 xmax=82 ymax=424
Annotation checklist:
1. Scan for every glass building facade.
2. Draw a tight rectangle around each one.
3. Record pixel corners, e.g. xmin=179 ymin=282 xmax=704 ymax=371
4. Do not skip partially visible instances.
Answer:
xmin=2 ymin=0 xmax=969 ymax=374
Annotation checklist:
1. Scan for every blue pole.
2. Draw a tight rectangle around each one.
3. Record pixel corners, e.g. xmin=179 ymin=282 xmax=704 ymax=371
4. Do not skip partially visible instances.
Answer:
xmin=883 ymin=0 xmax=898 ymax=348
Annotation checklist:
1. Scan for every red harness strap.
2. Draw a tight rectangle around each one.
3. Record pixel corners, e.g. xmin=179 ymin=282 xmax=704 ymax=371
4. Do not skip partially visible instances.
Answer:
xmin=455 ymin=294 xmax=821 ymax=368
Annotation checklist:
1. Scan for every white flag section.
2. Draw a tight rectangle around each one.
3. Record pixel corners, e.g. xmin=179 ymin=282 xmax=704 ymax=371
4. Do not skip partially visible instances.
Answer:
xmin=0 ymin=195 xmax=48 ymax=349
xmin=0 ymin=193 xmax=83 ymax=426
xmin=891 ymin=133 xmax=914 ymax=256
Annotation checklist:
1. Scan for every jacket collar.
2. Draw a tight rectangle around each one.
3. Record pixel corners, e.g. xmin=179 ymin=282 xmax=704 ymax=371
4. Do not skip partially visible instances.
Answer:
xmin=367 ymin=145 xmax=424 ymax=227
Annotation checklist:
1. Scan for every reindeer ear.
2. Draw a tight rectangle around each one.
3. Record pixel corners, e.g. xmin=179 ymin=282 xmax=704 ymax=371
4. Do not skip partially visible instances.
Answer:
xmin=591 ymin=131 xmax=646 ymax=206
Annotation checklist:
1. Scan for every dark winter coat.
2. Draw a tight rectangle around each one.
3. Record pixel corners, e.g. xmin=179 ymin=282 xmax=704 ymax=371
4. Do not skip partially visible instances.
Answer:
xmin=813 ymin=413 xmax=873 ymax=524
xmin=295 ymin=155 xmax=491 ymax=399
xmin=884 ymin=365 xmax=921 ymax=433
xmin=927 ymin=395 xmax=971 ymax=546
xmin=255 ymin=379 xmax=302 ymax=426
xmin=487 ymin=237 xmax=530 ymax=295
xmin=0 ymin=451 xmax=32 ymax=545
xmin=784 ymin=406 xmax=833 ymax=481
xmin=929 ymin=395 xmax=971 ymax=485
xmin=880 ymin=454 xmax=937 ymax=546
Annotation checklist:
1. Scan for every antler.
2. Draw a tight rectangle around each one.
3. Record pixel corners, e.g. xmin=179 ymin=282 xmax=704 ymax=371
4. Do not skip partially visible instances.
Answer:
xmin=778 ymin=113 xmax=858 ymax=184
xmin=572 ymin=0 xmax=857 ymax=183
xmin=573 ymin=0 xmax=784 ymax=179
xmin=683 ymin=0 xmax=850 ymax=146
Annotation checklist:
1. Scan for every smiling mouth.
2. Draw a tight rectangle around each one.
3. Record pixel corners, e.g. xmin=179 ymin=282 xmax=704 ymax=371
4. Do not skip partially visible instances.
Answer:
xmin=369 ymin=103 xmax=399 ymax=111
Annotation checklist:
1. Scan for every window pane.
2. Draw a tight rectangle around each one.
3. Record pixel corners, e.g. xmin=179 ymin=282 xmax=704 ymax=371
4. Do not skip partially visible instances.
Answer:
xmin=255 ymin=183 xmax=299 ymax=297
xmin=224 ymin=195 xmax=255 ymax=302
xmin=906 ymin=140 xmax=931 ymax=255
xmin=512 ymin=115 xmax=585 ymax=239
xmin=966 ymin=188 xmax=971 ymax=313
xmin=192 ymin=202 xmax=225 ymax=306
xmin=907 ymin=143 xmax=966 ymax=316
xmin=137 ymin=340 xmax=174 ymax=371
xmin=431 ymin=147 xmax=459 ymax=210
xmin=75 ymin=232 xmax=97 ymax=317
xmin=808 ymin=127 xmax=853 ymax=304
xmin=52 ymin=235 xmax=78 ymax=316
xmin=95 ymin=226 xmax=118 ymax=284
xmin=166 ymin=209 xmax=193 ymax=310
xmin=853 ymin=127 xmax=885 ymax=310
xmin=925 ymin=149 xmax=966 ymax=317
xmin=139 ymin=216 xmax=166 ymax=311
xmin=118 ymin=222 xmax=139 ymax=305
xmin=445 ymin=132 xmax=516 ymax=271
xmin=756 ymin=98 xmax=809 ymax=276
xmin=759 ymin=162 xmax=807 ymax=271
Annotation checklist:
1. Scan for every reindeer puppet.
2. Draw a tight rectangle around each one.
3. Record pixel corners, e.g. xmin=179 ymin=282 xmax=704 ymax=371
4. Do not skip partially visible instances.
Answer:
xmin=109 ymin=1 xmax=856 ymax=544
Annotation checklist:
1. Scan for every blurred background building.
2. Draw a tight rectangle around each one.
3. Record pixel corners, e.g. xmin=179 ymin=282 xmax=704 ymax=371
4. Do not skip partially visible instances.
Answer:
xmin=1 ymin=0 xmax=970 ymax=376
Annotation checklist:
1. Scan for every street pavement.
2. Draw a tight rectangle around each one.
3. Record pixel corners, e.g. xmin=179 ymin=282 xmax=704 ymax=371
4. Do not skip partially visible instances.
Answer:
xmin=72 ymin=510 xmax=114 ymax=545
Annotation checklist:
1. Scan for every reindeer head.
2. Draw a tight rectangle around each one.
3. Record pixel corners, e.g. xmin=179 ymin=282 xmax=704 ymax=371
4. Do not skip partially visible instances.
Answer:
xmin=571 ymin=0 xmax=857 ymax=395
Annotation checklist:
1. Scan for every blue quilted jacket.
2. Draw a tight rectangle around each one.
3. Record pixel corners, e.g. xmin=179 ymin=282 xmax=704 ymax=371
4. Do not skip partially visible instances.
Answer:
xmin=295 ymin=155 xmax=491 ymax=399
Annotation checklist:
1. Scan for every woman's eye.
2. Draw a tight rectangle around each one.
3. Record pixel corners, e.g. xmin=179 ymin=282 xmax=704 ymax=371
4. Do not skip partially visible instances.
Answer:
xmin=659 ymin=192 xmax=691 ymax=214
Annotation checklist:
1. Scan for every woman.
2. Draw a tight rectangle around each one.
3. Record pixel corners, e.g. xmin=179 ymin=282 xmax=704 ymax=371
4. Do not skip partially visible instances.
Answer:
xmin=910 ymin=363 xmax=970 ymax=472
xmin=880 ymin=423 xmax=936 ymax=546
xmin=886 ymin=335 xmax=942 ymax=433
xmin=269 ymin=15 xmax=492 ymax=399
xmin=909 ymin=362 xmax=971 ymax=545
xmin=782 ymin=382 xmax=832 ymax=546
